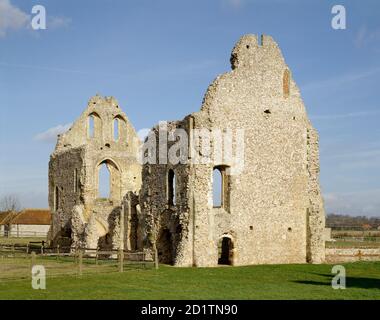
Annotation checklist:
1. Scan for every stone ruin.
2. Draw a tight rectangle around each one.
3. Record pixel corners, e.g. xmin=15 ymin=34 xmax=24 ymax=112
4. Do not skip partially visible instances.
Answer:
xmin=48 ymin=34 xmax=326 ymax=266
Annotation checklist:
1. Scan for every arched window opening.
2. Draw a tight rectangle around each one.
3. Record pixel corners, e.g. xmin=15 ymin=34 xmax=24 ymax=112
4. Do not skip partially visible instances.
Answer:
xmin=88 ymin=115 xmax=95 ymax=138
xmin=54 ymin=186 xmax=59 ymax=211
xmin=168 ymin=169 xmax=176 ymax=206
xmin=218 ymin=236 xmax=233 ymax=265
xmin=88 ymin=112 xmax=101 ymax=139
xmin=213 ymin=166 xmax=230 ymax=210
xmin=114 ymin=115 xmax=126 ymax=143
xmin=213 ymin=168 xmax=223 ymax=207
xmin=283 ymin=69 xmax=290 ymax=98
xmin=98 ymin=163 xmax=110 ymax=199
xmin=96 ymin=159 xmax=121 ymax=201
xmin=113 ymin=118 xmax=119 ymax=141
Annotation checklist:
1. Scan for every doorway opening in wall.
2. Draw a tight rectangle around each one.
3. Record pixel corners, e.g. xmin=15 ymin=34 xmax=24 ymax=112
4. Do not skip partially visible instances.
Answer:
xmin=98 ymin=163 xmax=110 ymax=199
xmin=98 ymin=233 xmax=113 ymax=251
xmin=157 ymin=228 xmax=173 ymax=265
xmin=218 ymin=236 xmax=233 ymax=265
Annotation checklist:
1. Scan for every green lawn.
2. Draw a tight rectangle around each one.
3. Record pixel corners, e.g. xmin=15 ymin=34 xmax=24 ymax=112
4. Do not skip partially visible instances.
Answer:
xmin=0 ymin=237 xmax=46 ymax=245
xmin=1 ymin=261 xmax=379 ymax=300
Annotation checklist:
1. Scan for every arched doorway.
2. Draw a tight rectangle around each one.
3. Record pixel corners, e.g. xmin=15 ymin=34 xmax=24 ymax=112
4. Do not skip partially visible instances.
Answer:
xmin=218 ymin=236 xmax=233 ymax=265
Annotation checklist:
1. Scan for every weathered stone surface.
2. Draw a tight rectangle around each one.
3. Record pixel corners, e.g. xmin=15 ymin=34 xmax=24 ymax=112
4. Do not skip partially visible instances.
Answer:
xmin=49 ymin=34 xmax=326 ymax=266
xmin=48 ymin=95 xmax=141 ymax=250
xmin=139 ymin=34 xmax=326 ymax=266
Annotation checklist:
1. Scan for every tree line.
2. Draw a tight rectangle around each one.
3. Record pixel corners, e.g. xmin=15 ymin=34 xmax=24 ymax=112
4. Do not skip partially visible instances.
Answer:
xmin=326 ymin=213 xmax=380 ymax=230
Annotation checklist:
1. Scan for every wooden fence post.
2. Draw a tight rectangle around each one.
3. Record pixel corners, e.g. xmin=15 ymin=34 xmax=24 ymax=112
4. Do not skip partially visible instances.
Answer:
xmin=95 ymin=248 xmax=98 ymax=265
xmin=78 ymin=250 xmax=83 ymax=277
xmin=154 ymin=247 xmax=159 ymax=270
xmin=118 ymin=249 xmax=124 ymax=273
xmin=31 ymin=251 xmax=36 ymax=267
xmin=56 ymin=244 xmax=60 ymax=261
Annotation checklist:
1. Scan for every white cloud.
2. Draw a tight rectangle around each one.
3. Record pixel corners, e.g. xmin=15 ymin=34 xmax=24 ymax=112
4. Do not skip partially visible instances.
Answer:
xmin=48 ymin=16 xmax=71 ymax=29
xmin=0 ymin=0 xmax=30 ymax=37
xmin=354 ymin=25 xmax=380 ymax=48
xmin=136 ymin=128 xmax=151 ymax=142
xmin=324 ymin=190 xmax=380 ymax=217
xmin=0 ymin=0 xmax=71 ymax=38
xmin=323 ymin=145 xmax=380 ymax=170
xmin=34 ymin=123 xmax=72 ymax=143
xmin=310 ymin=110 xmax=380 ymax=120
xmin=301 ymin=67 xmax=380 ymax=93
xmin=227 ymin=0 xmax=243 ymax=8
xmin=221 ymin=0 xmax=245 ymax=10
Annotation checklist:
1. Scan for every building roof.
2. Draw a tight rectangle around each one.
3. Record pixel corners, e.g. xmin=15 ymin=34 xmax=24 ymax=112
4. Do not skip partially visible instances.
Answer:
xmin=0 ymin=211 xmax=17 ymax=225
xmin=9 ymin=209 xmax=51 ymax=225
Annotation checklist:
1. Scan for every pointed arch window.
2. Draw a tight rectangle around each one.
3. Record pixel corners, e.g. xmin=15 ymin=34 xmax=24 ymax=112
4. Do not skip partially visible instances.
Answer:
xmin=213 ymin=166 xmax=230 ymax=211
xmin=87 ymin=112 xmax=101 ymax=138
xmin=98 ymin=163 xmax=111 ymax=199
xmin=113 ymin=118 xmax=119 ymax=141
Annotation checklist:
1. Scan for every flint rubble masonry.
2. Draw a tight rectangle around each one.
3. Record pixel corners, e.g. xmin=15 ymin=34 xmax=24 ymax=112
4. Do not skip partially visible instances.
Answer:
xmin=48 ymin=34 xmax=326 ymax=266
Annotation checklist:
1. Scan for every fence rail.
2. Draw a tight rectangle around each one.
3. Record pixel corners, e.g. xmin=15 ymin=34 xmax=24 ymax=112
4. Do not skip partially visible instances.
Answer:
xmin=0 ymin=243 xmax=158 ymax=280
xmin=332 ymin=236 xmax=380 ymax=242
xmin=0 ymin=231 xmax=48 ymax=237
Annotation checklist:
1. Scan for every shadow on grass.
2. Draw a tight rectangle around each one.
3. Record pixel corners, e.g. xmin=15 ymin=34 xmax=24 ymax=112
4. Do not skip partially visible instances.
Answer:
xmin=294 ymin=275 xmax=380 ymax=290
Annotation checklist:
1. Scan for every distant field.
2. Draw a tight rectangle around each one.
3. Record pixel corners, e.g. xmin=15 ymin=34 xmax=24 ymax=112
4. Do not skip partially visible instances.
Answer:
xmin=326 ymin=241 xmax=380 ymax=248
xmin=332 ymin=230 xmax=380 ymax=238
xmin=0 ymin=260 xmax=379 ymax=300
xmin=329 ymin=229 xmax=380 ymax=249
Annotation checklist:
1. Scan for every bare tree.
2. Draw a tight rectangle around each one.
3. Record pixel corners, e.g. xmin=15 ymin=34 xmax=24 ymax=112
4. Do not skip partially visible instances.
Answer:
xmin=0 ymin=195 xmax=21 ymax=212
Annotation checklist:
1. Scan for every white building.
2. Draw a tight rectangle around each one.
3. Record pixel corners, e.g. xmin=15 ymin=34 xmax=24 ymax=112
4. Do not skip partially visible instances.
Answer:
xmin=0 ymin=209 xmax=51 ymax=237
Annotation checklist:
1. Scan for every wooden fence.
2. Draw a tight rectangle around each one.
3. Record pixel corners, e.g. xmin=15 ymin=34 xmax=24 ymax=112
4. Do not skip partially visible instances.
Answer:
xmin=0 ymin=242 xmax=158 ymax=280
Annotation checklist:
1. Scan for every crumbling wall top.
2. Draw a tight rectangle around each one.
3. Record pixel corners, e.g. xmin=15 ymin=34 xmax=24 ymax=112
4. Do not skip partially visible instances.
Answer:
xmin=230 ymin=34 xmax=285 ymax=70
xmin=53 ymin=94 xmax=140 ymax=154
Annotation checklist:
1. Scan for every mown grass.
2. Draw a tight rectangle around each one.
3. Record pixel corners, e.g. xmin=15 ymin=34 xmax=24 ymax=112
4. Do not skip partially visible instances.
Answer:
xmin=0 ymin=261 xmax=379 ymax=300
xmin=0 ymin=237 xmax=46 ymax=245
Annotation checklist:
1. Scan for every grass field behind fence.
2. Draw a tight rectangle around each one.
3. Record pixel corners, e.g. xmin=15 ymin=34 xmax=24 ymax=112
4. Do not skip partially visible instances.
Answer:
xmin=1 ymin=236 xmax=380 ymax=300
xmin=326 ymin=241 xmax=380 ymax=248
xmin=0 ymin=255 xmax=152 ymax=281
xmin=0 ymin=261 xmax=379 ymax=300
xmin=0 ymin=237 xmax=46 ymax=246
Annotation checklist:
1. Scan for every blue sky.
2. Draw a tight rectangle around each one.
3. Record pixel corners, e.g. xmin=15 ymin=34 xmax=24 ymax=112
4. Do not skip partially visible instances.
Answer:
xmin=0 ymin=0 xmax=379 ymax=216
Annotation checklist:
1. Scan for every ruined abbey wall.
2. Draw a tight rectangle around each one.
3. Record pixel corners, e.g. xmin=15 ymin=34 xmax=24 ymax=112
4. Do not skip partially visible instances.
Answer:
xmin=140 ymin=35 xmax=325 ymax=266
xmin=48 ymin=95 xmax=141 ymax=250
xmin=49 ymin=34 xmax=326 ymax=266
